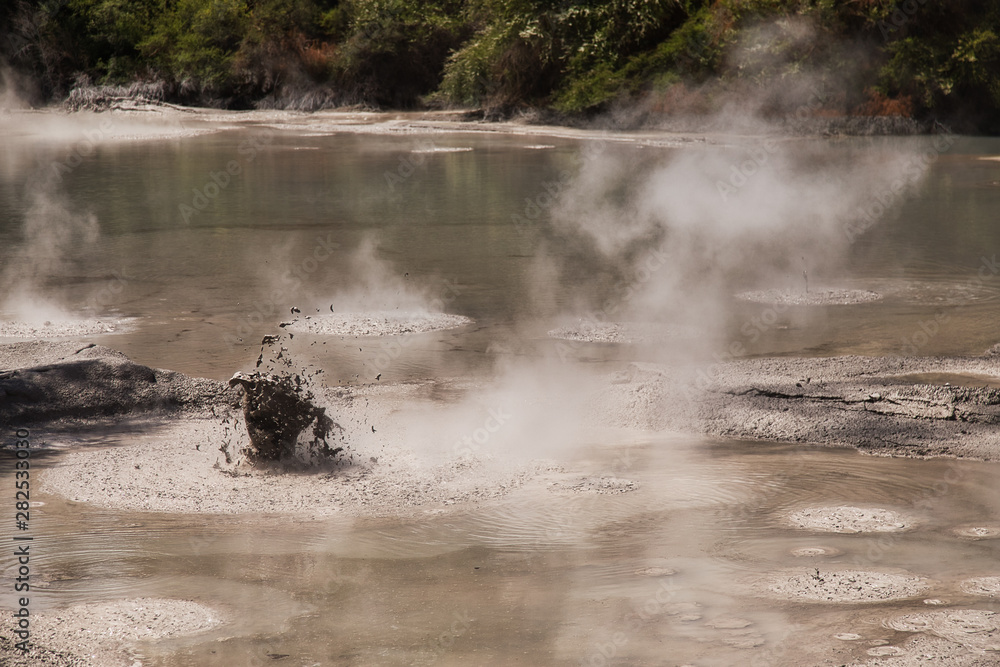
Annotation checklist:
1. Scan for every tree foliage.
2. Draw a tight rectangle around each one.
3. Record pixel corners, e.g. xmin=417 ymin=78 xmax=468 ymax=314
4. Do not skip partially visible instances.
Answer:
xmin=1 ymin=0 xmax=999 ymax=130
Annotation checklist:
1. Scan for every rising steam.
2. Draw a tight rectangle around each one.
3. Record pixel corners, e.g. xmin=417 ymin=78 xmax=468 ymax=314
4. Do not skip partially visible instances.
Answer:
xmin=1 ymin=190 xmax=100 ymax=323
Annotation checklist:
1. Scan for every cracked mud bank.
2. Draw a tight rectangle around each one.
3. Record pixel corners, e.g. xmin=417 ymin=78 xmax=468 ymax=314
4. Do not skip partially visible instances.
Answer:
xmin=595 ymin=354 xmax=1000 ymax=461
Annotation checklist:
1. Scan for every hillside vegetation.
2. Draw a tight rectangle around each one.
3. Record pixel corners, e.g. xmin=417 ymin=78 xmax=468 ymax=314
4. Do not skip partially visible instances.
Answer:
xmin=2 ymin=0 xmax=999 ymax=131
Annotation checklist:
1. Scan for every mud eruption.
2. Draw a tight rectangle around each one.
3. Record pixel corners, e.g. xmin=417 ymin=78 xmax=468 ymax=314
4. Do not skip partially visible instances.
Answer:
xmin=228 ymin=371 xmax=341 ymax=463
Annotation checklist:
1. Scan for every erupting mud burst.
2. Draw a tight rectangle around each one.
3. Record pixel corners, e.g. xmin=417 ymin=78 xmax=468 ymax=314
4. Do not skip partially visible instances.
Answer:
xmin=223 ymin=333 xmax=349 ymax=467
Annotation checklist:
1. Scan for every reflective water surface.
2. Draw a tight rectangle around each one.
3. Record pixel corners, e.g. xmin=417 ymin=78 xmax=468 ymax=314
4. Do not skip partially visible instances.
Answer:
xmin=2 ymin=116 xmax=1000 ymax=665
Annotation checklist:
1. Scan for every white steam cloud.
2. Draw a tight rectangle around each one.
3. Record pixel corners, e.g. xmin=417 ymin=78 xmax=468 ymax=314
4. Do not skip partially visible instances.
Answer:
xmin=1 ymin=190 xmax=100 ymax=323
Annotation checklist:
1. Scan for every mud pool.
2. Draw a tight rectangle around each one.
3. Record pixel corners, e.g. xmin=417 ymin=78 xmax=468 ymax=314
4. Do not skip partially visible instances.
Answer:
xmin=5 ymin=439 xmax=1000 ymax=665
xmin=2 ymin=110 xmax=1000 ymax=665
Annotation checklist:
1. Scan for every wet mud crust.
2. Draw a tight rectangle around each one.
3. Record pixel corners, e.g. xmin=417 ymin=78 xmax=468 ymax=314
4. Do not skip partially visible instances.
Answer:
xmin=0 ymin=598 xmax=222 ymax=667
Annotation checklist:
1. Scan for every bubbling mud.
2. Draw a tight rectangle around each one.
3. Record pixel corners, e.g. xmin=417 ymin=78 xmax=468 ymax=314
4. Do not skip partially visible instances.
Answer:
xmin=785 ymin=506 xmax=913 ymax=533
xmin=285 ymin=312 xmax=473 ymax=337
xmin=952 ymin=525 xmax=1000 ymax=539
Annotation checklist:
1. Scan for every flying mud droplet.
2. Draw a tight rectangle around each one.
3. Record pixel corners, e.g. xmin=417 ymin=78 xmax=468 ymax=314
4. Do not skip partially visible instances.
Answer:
xmin=785 ymin=506 xmax=912 ymax=533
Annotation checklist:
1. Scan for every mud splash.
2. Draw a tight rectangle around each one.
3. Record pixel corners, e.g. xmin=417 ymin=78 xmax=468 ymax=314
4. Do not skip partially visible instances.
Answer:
xmin=225 ymin=334 xmax=346 ymax=465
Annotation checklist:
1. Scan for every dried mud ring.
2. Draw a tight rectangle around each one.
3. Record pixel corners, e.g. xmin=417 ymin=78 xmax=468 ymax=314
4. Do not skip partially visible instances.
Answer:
xmin=0 ymin=317 xmax=136 ymax=339
xmin=39 ymin=597 xmax=223 ymax=640
xmin=790 ymin=546 xmax=843 ymax=557
xmin=952 ymin=525 xmax=1000 ymax=539
xmin=634 ymin=566 xmax=676 ymax=577
xmin=959 ymin=576 xmax=1000 ymax=597
xmin=760 ymin=569 xmax=929 ymax=603
xmin=785 ymin=506 xmax=912 ymax=533
xmin=735 ymin=289 xmax=882 ymax=306
xmin=885 ymin=609 xmax=1000 ymax=653
xmin=286 ymin=312 xmax=473 ymax=337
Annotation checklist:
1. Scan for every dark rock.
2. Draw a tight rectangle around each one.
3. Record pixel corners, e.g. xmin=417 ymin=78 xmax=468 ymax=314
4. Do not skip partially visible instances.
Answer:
xmin=0 ymin=343 xmax=230 ymax=425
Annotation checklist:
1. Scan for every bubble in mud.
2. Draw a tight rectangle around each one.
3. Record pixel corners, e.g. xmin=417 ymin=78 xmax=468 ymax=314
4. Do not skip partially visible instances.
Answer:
xmin=785 ymin=506 xmax=912 ymax=533
xmin=867 ymin=646 xmax=904 ymax=656
xmin=791 ymin=546 xmax=842 ymax=557
xmin=834 ymin=633 xmax=861 ymax=640
xmin=922 ymin=598 xmax=948 ymax=605
xmin=952 ymin=525 xmax=1000 ymax=539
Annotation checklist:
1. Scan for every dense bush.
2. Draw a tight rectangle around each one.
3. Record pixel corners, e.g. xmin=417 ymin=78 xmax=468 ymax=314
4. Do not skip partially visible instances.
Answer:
xmin=1 ymin=0 xmax=999 ymax=130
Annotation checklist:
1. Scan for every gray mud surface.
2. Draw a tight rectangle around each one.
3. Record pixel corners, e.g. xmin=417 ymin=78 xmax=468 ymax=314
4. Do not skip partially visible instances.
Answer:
xmin=595 ymin=355 xmax=1000 ymax=461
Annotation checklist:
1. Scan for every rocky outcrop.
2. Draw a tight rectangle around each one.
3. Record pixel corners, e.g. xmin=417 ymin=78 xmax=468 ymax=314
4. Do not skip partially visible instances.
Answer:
xmin=0 ymin=342 xmax=230 ymax=425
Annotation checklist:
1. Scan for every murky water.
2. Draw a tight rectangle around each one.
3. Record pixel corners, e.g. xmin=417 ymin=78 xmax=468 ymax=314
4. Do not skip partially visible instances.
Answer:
xmin=3 ymin=122 xmax=1000 ymax=378
xmin=3 ymin=115 xmax=1000 ymax=665
xmin=4 ymin=440 xmax=1000 ymax=665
